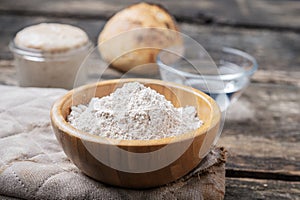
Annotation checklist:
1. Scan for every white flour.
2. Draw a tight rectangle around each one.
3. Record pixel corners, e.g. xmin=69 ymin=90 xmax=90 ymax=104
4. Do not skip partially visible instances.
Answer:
xmin=68 ymin=82 xmax=202 ymax=140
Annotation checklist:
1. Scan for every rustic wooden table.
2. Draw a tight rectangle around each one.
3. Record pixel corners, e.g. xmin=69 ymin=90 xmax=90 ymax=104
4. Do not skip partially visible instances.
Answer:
xmin=0 ymin=1 xmax=299 ymax=199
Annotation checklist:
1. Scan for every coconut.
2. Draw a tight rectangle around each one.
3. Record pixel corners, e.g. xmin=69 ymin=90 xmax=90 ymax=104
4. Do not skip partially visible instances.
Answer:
xmin=98 ymin=3 xmax=182 ymax=74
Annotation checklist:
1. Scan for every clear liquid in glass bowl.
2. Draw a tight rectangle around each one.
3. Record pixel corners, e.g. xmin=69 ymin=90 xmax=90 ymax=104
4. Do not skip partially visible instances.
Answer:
xmin=157 ymin=46 xmax=258 ymax=112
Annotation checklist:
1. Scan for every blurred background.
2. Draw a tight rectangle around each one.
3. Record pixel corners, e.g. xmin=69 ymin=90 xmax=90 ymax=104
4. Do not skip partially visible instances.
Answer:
xmin=0 ymin=0 xmax=299 ymax=74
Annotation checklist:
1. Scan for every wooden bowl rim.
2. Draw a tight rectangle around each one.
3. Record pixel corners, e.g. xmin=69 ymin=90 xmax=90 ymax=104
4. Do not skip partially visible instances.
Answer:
xmin=50 ymin=78 xmax=221 ymax=147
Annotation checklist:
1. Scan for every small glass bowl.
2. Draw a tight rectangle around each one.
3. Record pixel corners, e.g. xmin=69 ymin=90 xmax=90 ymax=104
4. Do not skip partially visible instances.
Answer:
xmin=9 ymin=40 xmax=93 ymax=89
xmin=157 ymin=46 xmax=258 ymax=111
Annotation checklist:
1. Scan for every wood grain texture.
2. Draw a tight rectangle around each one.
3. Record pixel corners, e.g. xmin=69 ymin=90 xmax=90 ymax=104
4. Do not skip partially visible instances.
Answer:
xmin=219 ymin=83 xmax=300 ymax=180
xmin=0 ymin=0 xmax=300 ymax=31
xmin=225 ymin=178 xmax=300 ymax=200
xmin=253 ymin=70 xmax=300 ymax=87
xmin=180 ymin=23 xmax=300 ymax=72
xmin=0 ymin=60 xmax=16 ymax=85
xmin=50 ymin=79 xmax=221 ymax=188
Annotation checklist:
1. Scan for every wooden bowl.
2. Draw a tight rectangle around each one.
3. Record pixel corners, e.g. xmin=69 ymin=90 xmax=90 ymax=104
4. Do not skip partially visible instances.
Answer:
xmin=50 ymin=79 xmax=221 ymax=189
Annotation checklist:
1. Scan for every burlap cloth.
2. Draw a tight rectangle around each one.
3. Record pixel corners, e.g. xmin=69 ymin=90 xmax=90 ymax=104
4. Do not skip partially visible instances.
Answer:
xmin=0 ymin=85 xmax=226 ymax=200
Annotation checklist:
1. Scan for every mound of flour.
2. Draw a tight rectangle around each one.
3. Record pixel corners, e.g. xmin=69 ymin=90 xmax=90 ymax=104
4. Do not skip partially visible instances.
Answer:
xmin=68 ymin=82 xmax=202 ymax=140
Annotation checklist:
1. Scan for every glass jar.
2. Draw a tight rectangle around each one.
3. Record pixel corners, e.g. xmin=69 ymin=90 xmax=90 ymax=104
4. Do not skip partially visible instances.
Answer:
xmin=9 ymin=23 xmax=93 ymax=89
xmin=9 ymin=40 xmax=92 ymax=89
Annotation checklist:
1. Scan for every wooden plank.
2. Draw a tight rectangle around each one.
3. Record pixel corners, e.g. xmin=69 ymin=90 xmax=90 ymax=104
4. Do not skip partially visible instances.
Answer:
xmin=180 ymin=23 xmax=300 ymax=72
xmin=0 ymin=0 xmax=300 ymax=31
xmin=253 ymin=70 xmax=300 ymax=87
xmin=225 ymin=178 xmax=300 ymax=200
xmin=1 ymin=15 xmax=300 ymax=72
xmin=0 ymin=60 xmax=16 ymax=86
xmin=219 ymin=83 xmax=300 ymax=180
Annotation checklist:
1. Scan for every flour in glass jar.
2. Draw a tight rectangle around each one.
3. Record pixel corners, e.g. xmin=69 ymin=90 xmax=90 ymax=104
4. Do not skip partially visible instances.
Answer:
xmin=68 ymin=82 xmax=203 ymax=140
